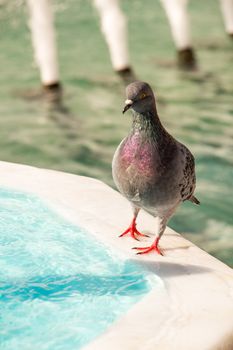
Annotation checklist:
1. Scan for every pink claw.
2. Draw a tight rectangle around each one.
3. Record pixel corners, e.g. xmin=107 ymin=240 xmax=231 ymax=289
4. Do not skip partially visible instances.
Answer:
xmin=119 ymin=218 xmax=149 ymax=241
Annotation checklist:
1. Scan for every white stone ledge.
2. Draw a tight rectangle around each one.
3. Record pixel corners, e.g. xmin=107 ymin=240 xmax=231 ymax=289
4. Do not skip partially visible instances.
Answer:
xmin=0 ymin=161 xmax=233 ymax=350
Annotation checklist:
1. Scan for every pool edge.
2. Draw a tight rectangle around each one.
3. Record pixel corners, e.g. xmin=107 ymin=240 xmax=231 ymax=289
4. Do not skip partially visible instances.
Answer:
xmin=0 ymin=160 xmax=233 ymax=350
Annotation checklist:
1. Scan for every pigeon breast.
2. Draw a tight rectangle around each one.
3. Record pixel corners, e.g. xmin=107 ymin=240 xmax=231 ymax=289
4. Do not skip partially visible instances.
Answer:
xmin=112 ymin=128 xmax=183 ymax=213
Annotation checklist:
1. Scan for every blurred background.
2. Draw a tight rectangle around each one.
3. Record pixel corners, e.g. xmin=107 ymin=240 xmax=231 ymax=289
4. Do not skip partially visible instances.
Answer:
xmin=0 ymin=0 xmax=233 ymax=266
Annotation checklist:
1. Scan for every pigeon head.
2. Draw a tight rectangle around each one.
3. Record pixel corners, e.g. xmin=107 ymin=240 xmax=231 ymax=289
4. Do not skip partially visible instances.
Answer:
xmin=122 ymin=81 xmax=156 ymax=114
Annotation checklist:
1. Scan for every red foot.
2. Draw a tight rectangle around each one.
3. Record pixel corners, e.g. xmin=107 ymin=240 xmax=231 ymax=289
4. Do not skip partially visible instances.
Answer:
xmin=119 ymin=218 xmax=149 ymax=241
xmin=132 ymin=237 xmax=163 ymax=255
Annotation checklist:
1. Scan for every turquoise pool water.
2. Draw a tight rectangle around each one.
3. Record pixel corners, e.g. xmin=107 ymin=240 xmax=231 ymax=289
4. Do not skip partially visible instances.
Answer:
xmin=0 ymin=188 xmax=160 ymax=350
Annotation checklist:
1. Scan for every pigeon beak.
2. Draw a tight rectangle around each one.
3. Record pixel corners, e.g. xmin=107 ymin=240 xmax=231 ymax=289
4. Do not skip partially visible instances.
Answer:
xmin=122 ymin=99 xmax=133 ymax=114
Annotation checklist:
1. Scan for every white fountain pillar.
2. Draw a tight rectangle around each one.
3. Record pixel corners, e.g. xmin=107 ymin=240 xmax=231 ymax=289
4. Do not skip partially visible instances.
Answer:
xmin=160 ymin=0 xmax=191 ymax=49
xmin=220 ymin=0 xmax=233 ymax=34
xmin=93 ymin=0 xmax=130 ymax=71
xmin=27 ymin=0 xmax=59 ymax=86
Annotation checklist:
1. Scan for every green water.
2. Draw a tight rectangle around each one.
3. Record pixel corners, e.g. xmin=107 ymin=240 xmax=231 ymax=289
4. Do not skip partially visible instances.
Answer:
xmin=0 ymin=0 xmax=232 ymax=266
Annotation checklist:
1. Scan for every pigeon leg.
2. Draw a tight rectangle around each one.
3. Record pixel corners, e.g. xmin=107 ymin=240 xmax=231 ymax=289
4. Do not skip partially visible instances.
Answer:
xmin=119 ymin=207 xmax=149 ymax=241
xmin=133 ymin=216 xmax=167 ymax=255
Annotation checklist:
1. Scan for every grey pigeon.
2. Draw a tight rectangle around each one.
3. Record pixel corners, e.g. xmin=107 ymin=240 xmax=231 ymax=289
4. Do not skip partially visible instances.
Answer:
xmin=112 ymin=81 xmax=200 ymax=255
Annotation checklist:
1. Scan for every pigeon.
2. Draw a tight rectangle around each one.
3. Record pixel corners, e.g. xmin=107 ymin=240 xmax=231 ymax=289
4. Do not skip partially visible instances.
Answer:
xmin=112 ymin=81 xmax=200 ymax=255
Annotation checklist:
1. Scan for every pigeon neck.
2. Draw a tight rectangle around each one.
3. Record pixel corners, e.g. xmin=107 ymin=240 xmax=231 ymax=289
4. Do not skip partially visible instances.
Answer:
xmin=131 ymin=110 xmax=166 ymax=140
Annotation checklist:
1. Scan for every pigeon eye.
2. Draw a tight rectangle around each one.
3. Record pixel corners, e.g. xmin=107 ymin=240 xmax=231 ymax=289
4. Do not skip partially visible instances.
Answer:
xmin=140 ymin=93 xmax=147 ymax=99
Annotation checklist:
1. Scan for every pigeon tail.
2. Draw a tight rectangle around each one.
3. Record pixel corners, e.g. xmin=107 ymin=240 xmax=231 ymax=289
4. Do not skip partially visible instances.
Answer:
xmin=189 ymin=195 xmax=200 ymax=205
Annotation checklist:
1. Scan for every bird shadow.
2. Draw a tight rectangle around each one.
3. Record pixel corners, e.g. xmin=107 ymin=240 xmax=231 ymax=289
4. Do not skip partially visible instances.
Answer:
xmin=140 ymin=230 xmax=179 ymax=238
xmin=163 ymin=245 xmax=191 ymax=251
xmin=164 ymin=233 xmax=181 ymax=237
xmin=130 ymin=260 xmax=212 ymax=278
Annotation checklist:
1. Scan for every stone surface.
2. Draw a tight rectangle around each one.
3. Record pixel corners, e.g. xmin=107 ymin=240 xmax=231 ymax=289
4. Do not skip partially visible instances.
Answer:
xmin=0 ymin=161 xmax=232 ymax=350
